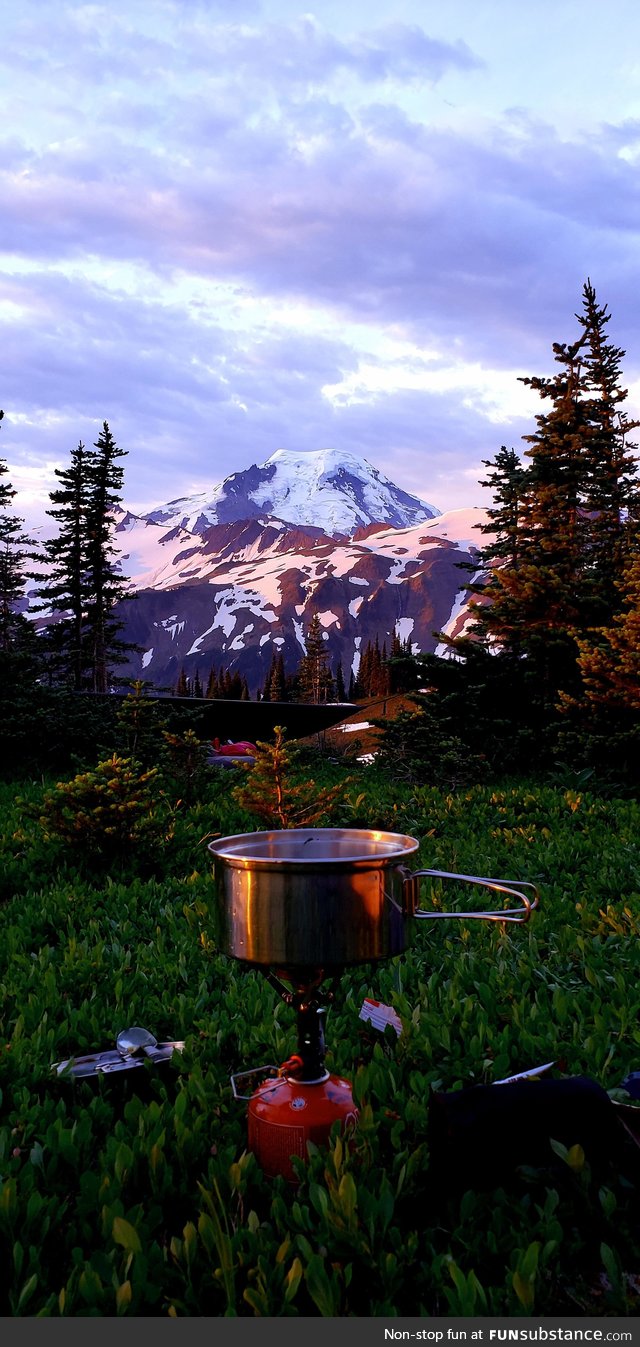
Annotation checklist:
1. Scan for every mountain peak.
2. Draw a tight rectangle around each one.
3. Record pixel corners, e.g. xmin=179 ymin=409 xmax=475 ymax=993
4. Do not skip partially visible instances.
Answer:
xmin=145 ymin=449 xmax=440 ymax=538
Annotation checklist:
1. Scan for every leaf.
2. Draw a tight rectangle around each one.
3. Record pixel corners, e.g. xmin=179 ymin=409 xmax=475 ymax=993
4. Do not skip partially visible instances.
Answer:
xmin=305 ymin=1255 xmax=340 ymax=1317
xmin=116 ymin=1280 xmax=132 ymax=1313
xmin=284 ymin=1257 xmax=303 ymax=1304
xmin=549 ymin=1137 xmax=568 ymax=1162
xmin=17 ymin=1273 xmax=38 ymax=1313
xmin=512 ymin=1270 xmax=535 ymax=1312
xmin=309 ymin=1184 xmax=329 ymax=1220
xmin=112 ymin=1216 xmax=142 ymax=1255
xmin=29 ymin=1141 xmax=44 ymax=1169
xmin=114 ymin=1142 xmax=134 ymax=1184
xmin=519 ymin=1241 xmax=541 ymax=1280
xmin=601 ymin=1242 xmax=622 ymax=1290
xmin=337 ymin=1173 xmax=358 ymax=1228
xmin=566 ymin=1143 xmax=585 ymax=1172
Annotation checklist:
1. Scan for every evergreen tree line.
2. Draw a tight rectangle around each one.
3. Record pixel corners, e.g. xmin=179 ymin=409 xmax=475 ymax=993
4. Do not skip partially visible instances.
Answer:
xmin=259 ymin=624 xmax=417 ymax=702
xmin=171 ymin=622 xmax=417 ymax=704
xmin=0 ymin=419 xmax=131 ymax=694
xmin=174 ymin=665 xmax=251 ymax=700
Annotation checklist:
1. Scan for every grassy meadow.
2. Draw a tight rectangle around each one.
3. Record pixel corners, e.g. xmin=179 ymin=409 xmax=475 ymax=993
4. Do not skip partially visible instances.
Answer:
xmin=1 ymin=757 xmax=640 ymax=1317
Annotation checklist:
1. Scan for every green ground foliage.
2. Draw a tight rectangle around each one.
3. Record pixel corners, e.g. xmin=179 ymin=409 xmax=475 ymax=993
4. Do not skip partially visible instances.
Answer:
xmin=1 ymin=755 xmax=640 ymax=1317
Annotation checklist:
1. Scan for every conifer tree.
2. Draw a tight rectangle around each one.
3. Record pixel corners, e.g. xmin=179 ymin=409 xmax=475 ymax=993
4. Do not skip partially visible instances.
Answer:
xmin=573 ymin=280 xmax=640 ymax=623
xmin=32 ymin=440 xmax=92 ymax=688
xmin=261 ymin=657 xmax=273 ymax=701
xmin=476 ymin=446 xmax=527 ymax=568
xmin=388 ymin=629 xmax=422 ymax=693
xmin=348 ymin=666 xmax=363 ymax=700
xmin=0 ymin=418 xmax=36 ymax=660
xmin=358 ymin=640 xmax=372 ymax=696
xmin=85 ymin=422 xmax=131 ymax=693
xmin=469 ymin=282 xmax=640 ymax=712
xmin=356 ymin=636 xmax=390 ymax=697
xmin=175 ymin=667 xmax=190 ymax=696
xmin=34 ymin=423 xmax=134 ymax=691
xmin=205 ymin=666 xmax=218 ymax=699
xmin=193 ymin=668 xmax=204 ymax=699
xmin=298 ymin=613 xmax=333 ymax=703
xmin=487 ymin=337 xmax=587 ymax=703
xmin=335 ymin=659 xmax=345 ymax=701
xmin=571 ymin=547 xmax=640 ymax=713
xmin=268 ymin=651 xmax=286 ymax=701
xmin=115 ymin=680 xmax=167 ymax=766
xmin=556 ymin=541 xmax=640 ymax=781
xmin=232 ymin=726 xmax=350 ymax=828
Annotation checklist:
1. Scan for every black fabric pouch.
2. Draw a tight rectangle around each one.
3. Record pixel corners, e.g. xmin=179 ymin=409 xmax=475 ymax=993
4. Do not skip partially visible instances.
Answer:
xmin=428 ymin=1075 xmax=630 ymax=1192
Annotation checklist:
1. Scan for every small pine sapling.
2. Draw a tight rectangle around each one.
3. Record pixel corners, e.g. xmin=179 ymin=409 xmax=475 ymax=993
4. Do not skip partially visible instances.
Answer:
xmin=232 ymin=725 xmax=351 ymax=828
xmin=161 ymin=727 xmax=211 ymax=803
xmin=115 ymin=680 xmax=167 ymax=766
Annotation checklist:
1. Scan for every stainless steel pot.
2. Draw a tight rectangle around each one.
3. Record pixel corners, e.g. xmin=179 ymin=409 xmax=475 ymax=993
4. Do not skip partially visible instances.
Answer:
xmin=208 ymin=828 xmax=538 ymax=970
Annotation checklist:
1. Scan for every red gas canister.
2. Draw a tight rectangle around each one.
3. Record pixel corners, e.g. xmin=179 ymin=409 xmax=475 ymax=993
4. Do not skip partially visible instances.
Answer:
xmin=248 ymin=1072 xmax=358 ymax=1182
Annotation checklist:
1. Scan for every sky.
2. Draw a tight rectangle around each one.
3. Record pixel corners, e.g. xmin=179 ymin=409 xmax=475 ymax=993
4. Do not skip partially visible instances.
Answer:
xmin=3 ymin=0 xmax=640 ymax=527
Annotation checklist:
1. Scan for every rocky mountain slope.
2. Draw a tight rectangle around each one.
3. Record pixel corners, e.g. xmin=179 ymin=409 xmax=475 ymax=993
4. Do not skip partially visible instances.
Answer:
xmin=113 ymin=503 xmax=490 ymax=695
xmin=24 ymin=451 xmax=490 ymax=695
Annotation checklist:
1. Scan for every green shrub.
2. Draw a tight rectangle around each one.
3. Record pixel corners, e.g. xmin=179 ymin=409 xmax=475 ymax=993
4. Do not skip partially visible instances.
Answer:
xmin=38 ymin=755 xmax=166 ymax=860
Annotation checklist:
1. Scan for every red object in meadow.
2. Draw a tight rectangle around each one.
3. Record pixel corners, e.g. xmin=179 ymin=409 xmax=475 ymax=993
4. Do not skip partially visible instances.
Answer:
xmin=211 ymin=738 xmax=257 ymax=756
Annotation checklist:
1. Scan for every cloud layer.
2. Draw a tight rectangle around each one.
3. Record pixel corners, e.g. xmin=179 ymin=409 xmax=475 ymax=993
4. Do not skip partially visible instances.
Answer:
xmin=2 ymin=0 xmax=640 ymax=523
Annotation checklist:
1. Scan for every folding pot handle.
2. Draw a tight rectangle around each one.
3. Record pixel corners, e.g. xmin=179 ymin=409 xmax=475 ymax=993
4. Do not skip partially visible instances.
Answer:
xmin=402 ymin=869 xmax=539 ymax=923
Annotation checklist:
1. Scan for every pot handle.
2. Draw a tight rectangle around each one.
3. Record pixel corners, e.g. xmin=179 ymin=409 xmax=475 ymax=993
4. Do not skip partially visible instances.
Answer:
xmin=402 ymin=869 xmax=539 ymax=923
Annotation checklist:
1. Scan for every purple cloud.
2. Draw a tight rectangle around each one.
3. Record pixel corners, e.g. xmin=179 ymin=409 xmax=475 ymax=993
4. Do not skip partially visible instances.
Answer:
xmin=3 ymin=1 xmax=640 ymax=527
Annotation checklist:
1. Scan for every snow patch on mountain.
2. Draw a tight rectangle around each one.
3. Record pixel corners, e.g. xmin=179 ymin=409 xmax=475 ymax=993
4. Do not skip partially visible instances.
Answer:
xmin=395 ymin=618 xmax=416 ymax=649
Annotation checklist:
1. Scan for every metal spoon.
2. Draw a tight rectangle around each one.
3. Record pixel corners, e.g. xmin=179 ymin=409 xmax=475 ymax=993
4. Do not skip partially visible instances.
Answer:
xmin=116 ymin=1026 xmax=158 ymax=1058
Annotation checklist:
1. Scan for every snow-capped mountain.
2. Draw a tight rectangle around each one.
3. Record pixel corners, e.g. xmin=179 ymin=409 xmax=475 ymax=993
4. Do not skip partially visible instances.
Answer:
xmin=23 ymin=450 xmax=491 ymax=695
xmin=111 ymin=505 xmax=491 ymax=694
xmin=143 ymin=448 xmax=440 ymax=537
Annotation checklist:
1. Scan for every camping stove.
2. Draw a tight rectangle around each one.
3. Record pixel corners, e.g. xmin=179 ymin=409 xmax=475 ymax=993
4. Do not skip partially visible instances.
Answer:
xmin=208 ymin=828 xmax=538 ymax=1181
xmin=229 ymin=975 xmax=357 ymax=1182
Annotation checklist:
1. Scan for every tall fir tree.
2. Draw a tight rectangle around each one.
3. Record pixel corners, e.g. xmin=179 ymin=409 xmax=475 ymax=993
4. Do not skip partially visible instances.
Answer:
xmin=476 ymin=446 xmax=527 ymax=567
xmin=556 ymin=537 xmax=640 ymax=783
xmin=298 ymin=613 xmax=333 ymax=703
xmin=0 ymin=414 xmax=36 ymax=663
xmin=33 ymin=441 xmax=92 ymax=689
xmin=356 ymin=636 xmax=390 ymax=697
xmin=85 ymin=422 xmax=131 ymax=693
xmin=572 ymin=280 xmax=640 ymax=623
xmin=175 ymin=667 xmax=191 ymax=696
xmin=33 ymin=423 xmax=135 ymax=691
xmin=192 ymin=668 xmax=204 ymax=699
xmin=468 ymin=281 xmax=640 ymax=713
xmin=268 ymin=651 xmax=287 ymax=701
xmin=205 ymin=666 xmax=219 ymax=699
